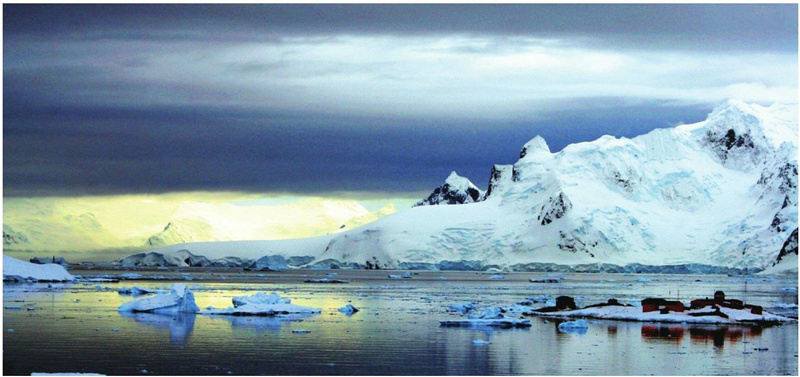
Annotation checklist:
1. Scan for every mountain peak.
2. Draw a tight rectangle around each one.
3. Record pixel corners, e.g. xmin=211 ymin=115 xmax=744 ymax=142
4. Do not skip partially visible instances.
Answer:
xmin=520 ymin=136 xmax=551 ymax=159
xmin=414 ymin=171 xmax=484 ymax=207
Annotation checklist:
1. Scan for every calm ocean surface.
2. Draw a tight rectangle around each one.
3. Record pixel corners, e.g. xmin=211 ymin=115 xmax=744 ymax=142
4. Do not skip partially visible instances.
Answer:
xmin=3 ymin=270 xmax=798 ymax=375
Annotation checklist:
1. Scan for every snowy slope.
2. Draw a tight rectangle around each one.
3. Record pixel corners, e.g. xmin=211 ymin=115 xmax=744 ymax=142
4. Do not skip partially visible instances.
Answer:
xmin=3 ymin=255 xmax=74 ymax=282
xmin=132 ymin=100 xmax=797 ymax=271
xmin=3 ymin=196 xmax=397 ymax=252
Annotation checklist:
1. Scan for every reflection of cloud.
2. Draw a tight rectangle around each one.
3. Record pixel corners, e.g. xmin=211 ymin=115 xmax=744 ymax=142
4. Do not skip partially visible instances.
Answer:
xmin=207 ymin=313 xmax=316 ymax=333
xmin=119 ymin=312 xmax=196 ymax=345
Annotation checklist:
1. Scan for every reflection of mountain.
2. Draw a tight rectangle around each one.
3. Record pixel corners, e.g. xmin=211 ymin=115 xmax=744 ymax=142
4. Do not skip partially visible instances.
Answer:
xmin=119 ymin=312 xmax=196 ymax=346
xmin=206 ymin=313 xmax=314 ymax=333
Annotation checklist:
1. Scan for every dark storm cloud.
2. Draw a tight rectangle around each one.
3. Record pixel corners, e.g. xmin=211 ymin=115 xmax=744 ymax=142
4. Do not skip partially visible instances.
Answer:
xmin=2 ymin=4 xmax=795 ymax=197
xmin=3 ymin=98 xmax=710 ymax=197
xmin=4 ymin=4 xmax=797 ymax=51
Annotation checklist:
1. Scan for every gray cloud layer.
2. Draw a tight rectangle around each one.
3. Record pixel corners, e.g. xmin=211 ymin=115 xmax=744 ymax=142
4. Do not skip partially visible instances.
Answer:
xmin=3 ymin=4 xmax=796 ymax=197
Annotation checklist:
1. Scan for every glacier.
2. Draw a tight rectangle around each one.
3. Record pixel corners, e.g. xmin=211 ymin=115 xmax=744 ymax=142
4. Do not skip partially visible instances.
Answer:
xmin=122 ymin=100 xmax=797 ymax=272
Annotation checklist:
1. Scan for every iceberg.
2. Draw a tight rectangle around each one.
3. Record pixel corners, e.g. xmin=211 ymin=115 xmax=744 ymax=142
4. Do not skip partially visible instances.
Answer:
xmin=117 ymin=284 xmax=200 ymax=314
xmin=338 ymin=304 xmax=359 ymax=315
xmin=440 ymin=306 xmax=531 ymax=328
xmin=388 ymin=272 xmax=412 ymax=279
xmin=203 ymin=292 xmax=321 ymax=316
xmin=3 ymin=255 xmax=74 ymax=282
xmin=557 ymin=319 xmax=589 ymax=334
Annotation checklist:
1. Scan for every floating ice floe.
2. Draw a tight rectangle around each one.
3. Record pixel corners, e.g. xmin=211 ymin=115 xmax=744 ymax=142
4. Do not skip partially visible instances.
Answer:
xmin=3 ymin=255 xmax=74 ymax=282
xmin=557 ymin=319 xmax=589 ymax=334
xmin=118 ymin=287 xmax=161 ymax=296
xmin=447 ymin=302 xmax=476 ymax=314
xmin=388 ymin=272 xmax=412 ymax=279
xmin=117 ymin=283 xmax=200 ymax=314
xmin=202 ymin=292 xmax=321 ymax=316
xmin=472 ymin=339 xmax=491 ymax=346
xmin=440 ymin=306 xmax=531 ymax=328
xmin=529 ymin=278 xmax=561 ymax=283
xmin=338 ymin=304 xmax=359 ymax=315
xmin=304 ymin=279 xmax=350 ymax=284
xmin=489 ymin=274 xmax=505 ymax=280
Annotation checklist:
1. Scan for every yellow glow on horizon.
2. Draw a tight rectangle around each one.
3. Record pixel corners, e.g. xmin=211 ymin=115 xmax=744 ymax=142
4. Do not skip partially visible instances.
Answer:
xmin=3 ymin=191 xmax=418 ymax=255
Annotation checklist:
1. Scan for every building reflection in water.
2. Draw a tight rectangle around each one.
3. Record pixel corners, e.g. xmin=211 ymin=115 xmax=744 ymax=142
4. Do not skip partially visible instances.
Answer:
xmin=641 ymin=323 xmax=763 ymax=348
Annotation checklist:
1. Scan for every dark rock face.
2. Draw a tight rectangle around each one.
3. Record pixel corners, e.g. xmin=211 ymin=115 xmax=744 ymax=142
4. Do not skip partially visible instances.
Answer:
xmin=757 ymin=162 xmax=798 ymax=233
xmin=775 ymin=228 xmax=798 ymax=265
xmin=413 ymin=173 xmax=483 ymax=207
xmin=483 ymin=165 xmax=511 ymax=200
xmin=538 ymin=192 xmax=572 ymax=225
xmin=704 ymin=128 xmax=760 ymax=165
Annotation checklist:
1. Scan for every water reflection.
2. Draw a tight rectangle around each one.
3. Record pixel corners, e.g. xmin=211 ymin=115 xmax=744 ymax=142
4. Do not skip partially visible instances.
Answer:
xmin=641 ymin=323 xmax=764 ymax=348
xmin=119 ymin=312 xmax=196 ymax=346
xmin=205 ymin=313 xmax=316 ymax=333
xmin=688 ymin=325 xmax=762 ymax=348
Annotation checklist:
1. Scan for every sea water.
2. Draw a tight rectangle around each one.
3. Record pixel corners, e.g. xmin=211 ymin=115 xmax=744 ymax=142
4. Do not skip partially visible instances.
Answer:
xmin=3 ymin=270 xmax=798 ymax=375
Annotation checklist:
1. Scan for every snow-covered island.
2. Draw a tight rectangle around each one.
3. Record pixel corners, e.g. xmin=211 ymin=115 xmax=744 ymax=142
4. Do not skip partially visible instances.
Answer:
xmin=114 ymin=100 xmax=797 ymax=274
xmin=525 ymin=292 xmax=795 ymax=325
xmin=3 ymin=255 xmax=74 ymax=282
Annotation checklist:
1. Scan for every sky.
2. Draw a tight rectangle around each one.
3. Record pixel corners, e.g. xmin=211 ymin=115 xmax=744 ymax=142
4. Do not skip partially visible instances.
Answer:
xmin=3 ymin=4 xmax=798 ymax=199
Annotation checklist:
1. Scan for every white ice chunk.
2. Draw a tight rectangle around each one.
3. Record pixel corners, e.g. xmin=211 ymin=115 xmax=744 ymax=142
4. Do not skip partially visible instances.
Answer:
xmin=447 ymin=302 xmax=476 ymax=314
xmin=232 ymin=292 xmax=289 ymax=308
xmin=203 ymin=292 xmax=320 ymax=316
xmin=338 ymin=304 xmax=359 ymax=314
xmin=558 ymin=319 xmax=589 ymax=334
xmin=117 ymin=283 xmax=200 ymax=314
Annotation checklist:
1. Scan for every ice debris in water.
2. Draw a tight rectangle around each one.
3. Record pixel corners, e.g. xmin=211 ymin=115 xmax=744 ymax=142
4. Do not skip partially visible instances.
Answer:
xmin=388 ymin=272 xmax=412 ymax=279
xmin=117 ymin=283 xmax=200 ymax=314
xmin=472 ymin=339 xmax=491 ymax=346
xmin=447 ymin=302 xmax=476 ymax=314
xmin=489 ymin=274 xmax=505 ymax=280
xmin=338 ymin=304 xmax=359 ymax=315
xmin=203 ymin=292 xmax=321 ymax=316
xmin=558 ymin=319 xmax=589 ymax=334
xmin=441 ymin=306 xmax=531 ymax=328
xmin=118 ymin=287 xmax=159 ymax=296
xmin=292 ymin=329 xmax=311 ymax=334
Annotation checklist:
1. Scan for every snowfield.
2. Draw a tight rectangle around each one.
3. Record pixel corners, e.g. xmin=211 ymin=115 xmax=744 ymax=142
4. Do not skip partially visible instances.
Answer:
xmin=527 ymin=305 xmax=794 ymax=325
xmin=122 ymin=100 xmax=798 ymax=272
xmin=3 ymin=255 xmax=75 ymax=282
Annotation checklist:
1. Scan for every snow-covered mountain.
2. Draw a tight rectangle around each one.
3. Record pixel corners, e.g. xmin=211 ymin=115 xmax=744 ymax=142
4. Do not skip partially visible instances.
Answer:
xmin=126 ymin=100 xmax=798 ymax=272
xmin=2 ymin=196 xmax=400 ymax=254
xmin=414 ymin=171 xmax=484 ymax=207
